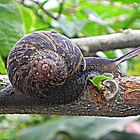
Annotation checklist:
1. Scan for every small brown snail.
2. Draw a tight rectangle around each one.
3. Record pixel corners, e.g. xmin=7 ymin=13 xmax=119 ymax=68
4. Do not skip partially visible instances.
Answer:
xmin=5 ymin=31 xmax=140 ymax=105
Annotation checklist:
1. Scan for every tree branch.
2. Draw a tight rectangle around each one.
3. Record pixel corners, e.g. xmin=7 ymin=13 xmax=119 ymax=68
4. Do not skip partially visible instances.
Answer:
xmin=1 ymin=30 xmax=140 ymax=116
xmin=0 ymin=75 xmax=140 ymax=116
xmin=72 ymin=29 xmax=140 ymax=55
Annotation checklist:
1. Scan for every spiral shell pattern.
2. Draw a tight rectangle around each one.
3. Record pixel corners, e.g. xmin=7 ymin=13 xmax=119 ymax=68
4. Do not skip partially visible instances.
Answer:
xmin=7 ymin=31 xmax=84 ymax=98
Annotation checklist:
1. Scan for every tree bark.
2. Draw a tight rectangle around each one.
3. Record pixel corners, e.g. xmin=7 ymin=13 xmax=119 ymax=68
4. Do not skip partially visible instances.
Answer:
xmin=0 ymin=75 xmax=140 ymax=117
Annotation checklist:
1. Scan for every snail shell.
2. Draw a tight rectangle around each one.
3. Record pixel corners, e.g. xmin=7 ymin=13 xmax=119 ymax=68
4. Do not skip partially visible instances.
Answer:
xmin=7 ymin=31 xmax=85 ymax=101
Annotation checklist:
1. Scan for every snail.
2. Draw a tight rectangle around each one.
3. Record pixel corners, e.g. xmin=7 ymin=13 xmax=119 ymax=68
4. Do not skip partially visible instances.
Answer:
xmin=5 ymin=31 xmax=140 ymax=105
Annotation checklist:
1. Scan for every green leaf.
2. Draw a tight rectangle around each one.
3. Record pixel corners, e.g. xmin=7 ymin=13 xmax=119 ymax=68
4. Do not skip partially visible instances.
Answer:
xmin=112 ymin=0 xmax=140 ymax=4
xmin=17 ymin=4 xmax=36 ymax=33
xmin=89 ymin=74 xmax=113 ymax=90
xmin=0 ymin=0 xmax=24 ymax=58
xmin=79 ymin=2 xmax=134 ymax=36
xmin=102 ymin=131 xmax=140 ymax=140
xmin=17 ymin=117 xmax=137 ymax=140
xmin=0 ymin=55 xmax=7 ymax=74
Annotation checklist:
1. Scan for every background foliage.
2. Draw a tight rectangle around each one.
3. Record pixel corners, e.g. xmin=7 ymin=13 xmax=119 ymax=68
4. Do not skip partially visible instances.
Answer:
xmin=1 ymin=0 xmax=140 ymax=140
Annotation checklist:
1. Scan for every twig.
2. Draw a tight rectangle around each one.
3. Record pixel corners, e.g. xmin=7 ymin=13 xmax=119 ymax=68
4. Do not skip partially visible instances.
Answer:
xmin=31 ymin=0 xmax=58 ymax=20
xmin=19 ymin=0 xmax=64 ymax=20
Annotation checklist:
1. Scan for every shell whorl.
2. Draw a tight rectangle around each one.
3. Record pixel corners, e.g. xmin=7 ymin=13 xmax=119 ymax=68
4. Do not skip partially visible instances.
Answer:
xmin=7 ymin=31 xmax=84 ymax=98
xmin=31 ymin=49 xmax=68 ymax=85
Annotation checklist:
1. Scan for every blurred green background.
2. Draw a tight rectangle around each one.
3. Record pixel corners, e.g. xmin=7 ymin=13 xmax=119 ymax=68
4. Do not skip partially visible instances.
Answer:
xmin=1 ymin=0 xmax=140 ymax=140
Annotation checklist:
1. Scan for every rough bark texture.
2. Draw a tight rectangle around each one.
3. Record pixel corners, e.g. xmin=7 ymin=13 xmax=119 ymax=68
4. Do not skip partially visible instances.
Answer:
xmin=72 ymin=29 xmax=140 ymax=55
xmin=0 ymin=75 xmax=140 ymax=117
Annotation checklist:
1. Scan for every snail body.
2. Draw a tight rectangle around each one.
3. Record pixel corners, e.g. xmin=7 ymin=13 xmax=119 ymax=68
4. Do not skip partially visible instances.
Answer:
xmin=7 ymin=31 xmax=140 ymax=105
